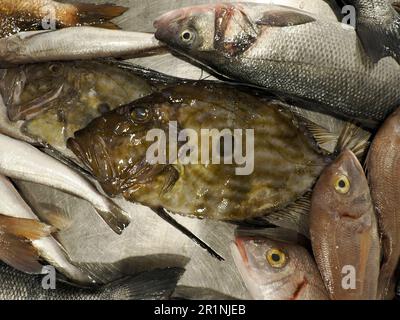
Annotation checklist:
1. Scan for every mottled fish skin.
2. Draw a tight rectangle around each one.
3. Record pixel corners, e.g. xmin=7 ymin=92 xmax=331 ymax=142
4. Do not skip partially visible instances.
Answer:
xmin=366 ymin=107 xmax=400 ymax=300
xmin=342 ymin=0 xmax=400 ymax=63
xmin=0 ymin=60 xmax=157 ymax=154
xmin=0 ymin=262 xmax=183 ymax=300
xmin=0 ymin=0 xmax=128 ymax=38
xmin=231 ymin=231 xmax=329 ymax=300
xmin=153 ymin=2 xmax=400 ymax=127
xmin=310 ymin=149 xmax=380 ymax=300
xmin=68 ymin=82 xmax=328 ymax=221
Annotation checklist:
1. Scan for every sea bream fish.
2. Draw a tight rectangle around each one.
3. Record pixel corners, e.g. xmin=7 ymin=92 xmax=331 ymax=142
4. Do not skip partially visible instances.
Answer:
xmin=366 ymin=107 xmax=400 ymax=300
xmin=0 ymin=0 xmax=128 ymax=38
xmin=67 ymin=81 xmax=361 ymax=224
xmin=310 ymin=149 xmax=380 ymax=300
xmin=0 ymin=133 xmax=130 ymax=235
xmin=0 ymin=262 xmax=184 ymax=300
xmin=342 ymin=0 xmax=400 ymax=64
xmin=231 ymin=228 xmax=329 ymax=300
xmin=153 ymin=2 xmax=400 ymax=127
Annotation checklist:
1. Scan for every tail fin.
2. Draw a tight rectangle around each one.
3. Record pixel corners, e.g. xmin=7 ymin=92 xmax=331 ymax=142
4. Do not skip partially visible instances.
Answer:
xmin=73 ymin=3 xmax=129 ymax=29
xmin=103 ymin=268 xmax=185 ymax=300
xmin=95 ymin=201 xmax=130 ymax=235
xmin=0 ymin=214 xmax=53 ymax=274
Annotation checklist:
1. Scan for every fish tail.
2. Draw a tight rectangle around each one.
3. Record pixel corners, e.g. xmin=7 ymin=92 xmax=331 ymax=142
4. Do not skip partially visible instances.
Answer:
xmin=0 ymin=214 xmax=54 ymax=274
xmin=94 ymin=201 xmax=130 ymax=235
xmin=102 ymin=268 xmax=185 ymax=300
xmin=72 ymin=3 xmax=129 ymax=29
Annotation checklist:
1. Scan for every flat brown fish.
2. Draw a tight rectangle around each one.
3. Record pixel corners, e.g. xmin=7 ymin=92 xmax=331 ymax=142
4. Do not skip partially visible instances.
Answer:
xmin=67 ymin=81 xmax=331 ymax=222
xmin=310 ymin=149 xmax=380 ymax=300
xmin=366 ymin=107 xmax=400 ymax=300
xmin=0 ymin=0 xmax=128 ymax=38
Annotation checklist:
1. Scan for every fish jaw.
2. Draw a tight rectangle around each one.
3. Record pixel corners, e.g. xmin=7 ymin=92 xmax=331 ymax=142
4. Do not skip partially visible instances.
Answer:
xmin=230 ymin=239 xmax=265 ymax=300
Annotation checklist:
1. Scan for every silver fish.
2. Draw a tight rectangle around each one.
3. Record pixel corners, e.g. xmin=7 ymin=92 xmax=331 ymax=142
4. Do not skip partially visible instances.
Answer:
xmin=0 ymin=27 xmax=165 ymax=68
xmin=0 ymin=133 xmax=130 ymax=234
xmin=153 ymin=2 xmax=400 ymax=127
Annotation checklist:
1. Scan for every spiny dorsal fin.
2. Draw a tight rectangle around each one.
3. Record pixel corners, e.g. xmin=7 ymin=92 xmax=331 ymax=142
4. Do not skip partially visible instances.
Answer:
xmin=334 ymin=122 xmax=371 ymax=159
xmin=256 ymin=8 xmax=316 ymax=27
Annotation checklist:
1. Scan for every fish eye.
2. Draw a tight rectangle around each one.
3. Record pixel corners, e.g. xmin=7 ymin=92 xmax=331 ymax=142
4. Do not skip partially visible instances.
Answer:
xmin=334 ymin=175 xmax=350 ymax=194
xmin=180 ymin=29 xmax=195 ymax=44
xmin=266 ymin=248 xmax=286 ymax=268
xmin=130 ymin=107 xmax=151 ymax=123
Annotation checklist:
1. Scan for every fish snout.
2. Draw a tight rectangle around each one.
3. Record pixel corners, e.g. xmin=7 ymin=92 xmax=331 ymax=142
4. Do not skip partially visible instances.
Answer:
xmin=154 ymin=9 xmax=186 ymax=30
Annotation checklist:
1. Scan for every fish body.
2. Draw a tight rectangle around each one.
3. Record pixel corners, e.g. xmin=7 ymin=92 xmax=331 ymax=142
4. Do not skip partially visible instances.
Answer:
xmin=154 ymin=2 xmax=400 ymax=127
xmin=310 ymin=149 xmax=380 ymax=300
xmin=0 ymin=28 xmax=164 ymax=67
xmin=0 ymin=174 xmax=94 ymax=285
xmin=0 ymin=262 xmax=183 ymax=300
xmin=0 ymin=60 xmax=164 ymax=155
xmin=342 ymin=0 xmax=400 ymax=63
xmin=68 ymin=82 xmax=329 ymax=221
xmin=366 ymin=107 xmax=400 ymax=300
xmin=0 ymin=0 xmax=128 ymax=38
xmin=231 ymin=228 xmax=329 ymax=300
xmin=0 ymin=133 xmax=130 ymax=234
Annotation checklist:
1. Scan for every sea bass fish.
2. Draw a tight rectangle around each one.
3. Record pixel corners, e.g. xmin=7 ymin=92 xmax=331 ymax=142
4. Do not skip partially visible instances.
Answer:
xmin=0 ymin=60 xmax=173 ymax=155
xmin=153 ymin=2 xmax=400 ymax=127
xmin=0 ymin=133 xmax=130 ymax=234
xmin=310 ymin=149 xmax=380 ymax=300
xmin=231 ymin=228 xmax=329 ymax=300
xmin=342 ymin=0 xmax=400 ymax=63
xmin=67 ymin=81 xmax=331 ymax=222
xmin=0 ymin=28 xmax=164 ymax=68
xmin=366 ymin=107 xmax=400 ymax=300
xmin=0 ymin=0 xmax=128 ymax=38
xmin=0 ymin=262 xmax=183 ymax=300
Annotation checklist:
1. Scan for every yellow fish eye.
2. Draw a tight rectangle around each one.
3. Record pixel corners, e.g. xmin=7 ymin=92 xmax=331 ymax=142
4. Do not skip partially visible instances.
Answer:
xmin=266 ymin=248 xmax=286 ymax=268
xmin=334 ymin=175 xmax=350 ymax=194
xmin=180 ymin=29 xmax=195 ymax=43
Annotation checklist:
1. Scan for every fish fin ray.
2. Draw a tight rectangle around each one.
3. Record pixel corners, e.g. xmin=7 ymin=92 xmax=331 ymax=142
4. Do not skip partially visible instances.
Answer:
xmin=102 ymin=267 xmax=184 ymax=300
xmin=161 ymin=165 xmax=180 ymax=194
xmin=0 ymin=214 xmax=54 ymax=240
xmin=94 ymin=202 xmax=130 ymax=235
xmin=334 ymin=122 xmax=371 ymax=159
xmin=256 ymin=9 xmax=316 ymax=27
xmin=72 ymin=3 xmax=128 ymax=27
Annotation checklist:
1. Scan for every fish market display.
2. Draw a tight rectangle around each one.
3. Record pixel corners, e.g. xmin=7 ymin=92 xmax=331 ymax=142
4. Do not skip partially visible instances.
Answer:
xmin=343 ymin=0 xmax=400 ymax=63
xmin=0 ymin=60 xmax=177 ymax=155
xmin=0 ymin=0 xmax=128 ymax=38
xmin=0 ymin=133 xmax=130 ymax=234
xmin=0 ymin=174 xmax=95 ymax=284
xmin=231 ymin=228 xmax=329 ymax=300
xmin=0 ymin=262 xmax=184 ymax=300
xmin=153 ymin=2 xmax=400 ymax=127
xmin=310 ymin=149 xmax=380 ymax=300
xmin=0 ymin=28 xmax=164 ymax=67
xmin=366 ymin=107 xmax=400 ymax=300
xmin=67 ymin=81 xmax=334 ymax=222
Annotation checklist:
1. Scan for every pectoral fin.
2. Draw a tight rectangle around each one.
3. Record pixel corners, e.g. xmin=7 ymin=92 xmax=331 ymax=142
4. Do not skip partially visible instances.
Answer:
xmin=256 ymin=9 xmax=316 ymax=27
xmin=0 ymin=214 xmax=54 ymax=274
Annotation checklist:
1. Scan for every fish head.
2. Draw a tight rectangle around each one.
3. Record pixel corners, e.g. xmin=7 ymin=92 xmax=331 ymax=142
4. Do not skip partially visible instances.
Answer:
xmin=231 ymin=233 xmax=309 ymax=300
xmin=312 ymin=149 xmax=371 ymax=219
xmin=67 ymin=93 xmax=172 ymax=197
xmin=0 ymin=62 xmax=68 ymax=122
xmin=154 ymin=4 xmax=261 ymax=68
